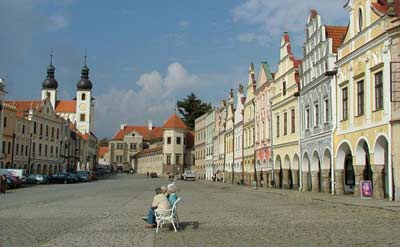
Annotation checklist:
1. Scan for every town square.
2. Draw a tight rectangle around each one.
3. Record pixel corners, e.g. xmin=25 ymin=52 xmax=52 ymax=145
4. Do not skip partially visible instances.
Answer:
xmin=1 ymin=0 xmax=400 ymax=246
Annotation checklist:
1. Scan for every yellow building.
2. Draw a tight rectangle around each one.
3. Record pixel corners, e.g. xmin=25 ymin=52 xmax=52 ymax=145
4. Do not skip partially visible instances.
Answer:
xmin=243 ymin=63 xmax=256 ymax=185
xmin=271 ymin=33 xmax=301 ymax=189
xmin=334 ymin=0 xmax=400 ymax=199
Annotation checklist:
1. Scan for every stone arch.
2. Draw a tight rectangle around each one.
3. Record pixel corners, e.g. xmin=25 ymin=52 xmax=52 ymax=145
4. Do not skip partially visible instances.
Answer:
xmin=283 ymin=155 xmax=292 ymax=189
xmin=373 ymin=135 xmax=389 ymax=198
xmin=311 ymin=151 xmax=322 ymax=192
xmin=322 ymin=148 xmax=333 ymax=193
xmin=275 ymin=155 xmax=283 ymax=189
xmin=292 ymin=154 xmax=300 ymax=170
xmin=283 ymin=155 xmax=290 ymax=169
xmin=49 ymin=165 xmax=53 ymax=175
xmin=336 ymin=141 xmax=354 ymax=194
xmin=355 ymin=137 xmax=371 ymax=166
xmin=43 ymin=164 xmax=48 ymax=175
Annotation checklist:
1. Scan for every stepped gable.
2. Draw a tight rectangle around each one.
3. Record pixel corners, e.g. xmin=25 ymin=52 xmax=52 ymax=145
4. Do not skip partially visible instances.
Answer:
xmin=162 ymin=113 xmax=188 ymax=130
xmin=325 ymin=26 xmax=348 ymax=53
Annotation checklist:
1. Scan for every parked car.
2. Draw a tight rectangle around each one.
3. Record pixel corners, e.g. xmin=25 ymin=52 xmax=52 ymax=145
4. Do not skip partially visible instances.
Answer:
xmin=76 ymin=171 xmax=92 ymax=182
xmin=49 ymin=173 xmax=75 ymax=184
xmin=26 ymin=174 xmax=49 ymax=184
xmin=95 ymin=169 xmax=105 ymax=176
xmin=150 ymin=172 xmax=158 ymax=178
xmin=67 ymin=173 xmax=80 ymax=183
xmin=183 ymin=170 xmax=196 ymax=181
xmin=6 ymin=176 xmax=15 ymax=189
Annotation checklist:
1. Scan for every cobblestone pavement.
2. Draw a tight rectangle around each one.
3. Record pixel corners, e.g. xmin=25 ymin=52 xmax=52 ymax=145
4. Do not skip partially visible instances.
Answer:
xmin=1 ymin=174 xmax=400 ymax=247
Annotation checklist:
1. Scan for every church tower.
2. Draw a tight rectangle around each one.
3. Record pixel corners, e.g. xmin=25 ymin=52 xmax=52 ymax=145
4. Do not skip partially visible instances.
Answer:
xmin=76 ymin=57 xmax=94 ymax=134
xmin=41 ymin=54 xmax=58 ymax=109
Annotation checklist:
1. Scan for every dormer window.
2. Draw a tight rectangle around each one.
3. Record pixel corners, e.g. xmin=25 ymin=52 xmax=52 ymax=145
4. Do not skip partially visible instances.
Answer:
xmin=358 ymin=8 xmax=363 ymax=32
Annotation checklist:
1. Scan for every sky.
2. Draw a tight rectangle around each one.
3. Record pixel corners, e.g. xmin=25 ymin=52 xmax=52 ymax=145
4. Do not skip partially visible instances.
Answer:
xmin=0 ymin=0 xmax=348 ymax=139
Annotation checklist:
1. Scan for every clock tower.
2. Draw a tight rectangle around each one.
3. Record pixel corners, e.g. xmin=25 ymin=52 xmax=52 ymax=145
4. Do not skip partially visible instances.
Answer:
xmin=76 ymin=57 xmax=94 ymax=134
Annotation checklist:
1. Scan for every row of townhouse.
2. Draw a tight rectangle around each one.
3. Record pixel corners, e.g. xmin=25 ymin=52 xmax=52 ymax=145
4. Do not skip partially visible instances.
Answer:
xmin=0 ymin=57 xmax=98 ymax=175
xmin=195 ymin=0 xmax=400 ymax=201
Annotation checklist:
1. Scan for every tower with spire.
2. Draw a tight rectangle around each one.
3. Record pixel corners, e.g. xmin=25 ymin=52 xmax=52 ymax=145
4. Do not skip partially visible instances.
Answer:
xmin=76 ymin=56 xmax=94 ymax=134
xmin=41 ymin=52 xmax=58 ymax=109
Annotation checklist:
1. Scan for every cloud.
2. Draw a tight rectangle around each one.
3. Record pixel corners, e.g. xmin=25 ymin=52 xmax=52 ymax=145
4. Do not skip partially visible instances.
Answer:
xmin=232 ymin=0 xmax=348 ymax=47
xmin=48 ymin=14 xmax=69 ymax=30
xmin=178 ymin=20 xmax=190 ymax=30
xmin=95 ymin=63 xmax=200 ymax=138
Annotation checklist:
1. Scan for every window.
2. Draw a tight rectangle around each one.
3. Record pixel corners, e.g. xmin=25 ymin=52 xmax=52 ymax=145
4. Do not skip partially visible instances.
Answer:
xmin=81 ymin=93 xmax=86 ymax=101
xmin=51 ymin=127 xmax=54 ymax=138
xmin=167 ymin=155 xmax=171 ymax=165
xmin=167 ymin=137 xmax=171 ymax=144
xmin=3 ymin=117 xmax=6 ymax=128
xmin=16 ymin=144 xmax=19 ymax=155
xmin=358 ymin=8 xmax=363 ymax=32
xmin=315 ymin=104 xmax=319 ymax=126
xmin=276 ymin=116 xmax=280 ymax=137
xmin=80 ymin=114 xmax=86 ymax=121
xmin=283 ymin=112 xmax=288 ymax=135
xmin=130 ymin=143 xmax=134 ymax=150
xmin=45 ymin=144 xmax=48 ymax=156
xmin=46 ymin=125 xmax=49 ymax=137
xmin=56 ymin=147 xmax=58 ymax=156
xmin=50 ymin=146 xmax=53 ymax=155
xmin=342 ymin=87 xmax=348 ymax=120
xmin=21 ymin=145 xmax=24 ymax=155
xmin=7 ymin=142 xmax=11 ymax=154
xmin=40 ymin=124 xmax=43 ymax=136
xmin=306 ymin=108 xmax=310 ymax=129
xmin=291 ymin=109 xmax=295 ymax=133
xmin=56 ymin=128 xmax=59 ymax=139
xmin=2 ymin=141 xmax=5 ymax=154
xmin=282 ymin=81 xmax=287 ymax=96
xmin=25 ymin=146 xmax=28 ymax=156
xmin=39 ymin=144 xmax=42 ymax=155
xmin=22 ymin=125 xmax=25 ymax=134
xmin=375 ymin=71 xmax=383 ymax=110
xmin=357 ymin=80 xmax=364 ymax=116
xmin=324 ymin=99 xmax=329 ymax=122
xmin=134 ymin=144 xmax=137 ymax=150
xmin=33 ymin=142 xmax=36 ymax=154
xmin=176 ymin=154 xmax=181 ymax=164
xmin=34 ymin=122 xmax=37 ymax=134
xmin=177 ymin=137 xmax=181 ymax=144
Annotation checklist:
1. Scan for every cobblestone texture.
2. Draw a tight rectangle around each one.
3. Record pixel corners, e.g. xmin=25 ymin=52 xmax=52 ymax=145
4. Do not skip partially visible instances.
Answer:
xmin=1 ymin=174 xmax=400 ymax=247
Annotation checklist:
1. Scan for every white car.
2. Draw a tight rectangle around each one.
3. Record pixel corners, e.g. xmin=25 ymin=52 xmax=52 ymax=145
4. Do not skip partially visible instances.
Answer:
xmin=183 ymin=170 xmax=195 ymax=181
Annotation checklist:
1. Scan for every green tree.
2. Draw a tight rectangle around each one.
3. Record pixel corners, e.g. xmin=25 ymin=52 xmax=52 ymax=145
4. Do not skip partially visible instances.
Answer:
xmin=177 ymin=93 xmax=212 ymax=129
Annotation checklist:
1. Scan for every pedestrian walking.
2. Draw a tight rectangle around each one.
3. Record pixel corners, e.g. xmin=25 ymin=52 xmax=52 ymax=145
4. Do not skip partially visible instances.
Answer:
xmin=0 ymin=175 xmax=7 ymax=195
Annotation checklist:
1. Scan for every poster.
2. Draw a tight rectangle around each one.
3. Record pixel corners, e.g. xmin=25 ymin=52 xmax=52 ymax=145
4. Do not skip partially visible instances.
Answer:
xmin=360 ymin=180 xmax=373 ymax=198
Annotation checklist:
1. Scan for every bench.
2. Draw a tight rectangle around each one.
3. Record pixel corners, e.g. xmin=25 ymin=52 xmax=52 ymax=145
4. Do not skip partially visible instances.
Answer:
xmin=154 ymin=197 xmax=181 ymax=233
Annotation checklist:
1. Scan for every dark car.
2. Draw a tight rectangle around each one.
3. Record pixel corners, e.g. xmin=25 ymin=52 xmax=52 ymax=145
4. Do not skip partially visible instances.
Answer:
xmin=6 ymin=176 xmax=15 ymax=189
xmin=76 ymin=171 xmax=91 ymax=182
xmin=49 ymin=173 xmax=75 ymax=184
xmin=26 ymin=174 xmax=49 ymax=184
xmin=150 ymin=172 xmax=158 ymax=178
xmin=67 ymin=173 xmax=80 ymax=183
xmin=95 ymin=169 xmax=105 ymax=176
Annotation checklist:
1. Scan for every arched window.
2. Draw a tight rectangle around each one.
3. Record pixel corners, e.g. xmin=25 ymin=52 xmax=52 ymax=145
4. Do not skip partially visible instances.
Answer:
xmin=358 ymin=8 xmax=363 ymax=32
xmin=81 ymin=93 xmax=86 ymax=101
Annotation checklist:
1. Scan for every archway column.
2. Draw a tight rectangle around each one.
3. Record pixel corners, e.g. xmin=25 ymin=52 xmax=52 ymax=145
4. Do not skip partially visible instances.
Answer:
xmin=274 ymin=170 xmax=281 ymax=188
xmin=335 ymin=169 xmax=344 ymax=195
xmin=302 ymin=171 xmax=309 ymax=192
xmin=372 ymin=164 xmax=384 ymax=199
xmin=353 ymin=165 xmax=364 ymax=197
xmin=321 ymin=169 xmax=330 ymax=193
xmin=282 ymin=169 xmax=290 ymax=189
xmin=292 ymin=170 xmax=299 ymax=190
xmin=311 ymin=171 xmax=320 ymax=192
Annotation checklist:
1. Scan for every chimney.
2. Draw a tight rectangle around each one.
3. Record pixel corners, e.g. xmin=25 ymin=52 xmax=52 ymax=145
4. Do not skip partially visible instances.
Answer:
xmin=120 ymin=123 xmax=126 ymax=130
xmin=148 ymin=120 xmax=153 ymax=130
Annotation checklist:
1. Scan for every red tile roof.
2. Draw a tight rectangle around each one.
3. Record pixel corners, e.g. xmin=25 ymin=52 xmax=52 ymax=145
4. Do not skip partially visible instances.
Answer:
xmin=136 ymin=146 xmax=163 ymax=157
xmin=325 ymin=26 xmax=348 ymax=53
xmin=6 ymin=100 xmax=44 ymax=113
xmin=55 ymin=100 xmax=76 ymax=113
xmin=112 ymin=126 xmax=163 ymax=141
xmin=162 ymin=113 xmax=188 ymax=130
xmin=98 ymin=147 xmax=109 ymax=157
xmin=371 ymin=0 xmax=400 ymax=17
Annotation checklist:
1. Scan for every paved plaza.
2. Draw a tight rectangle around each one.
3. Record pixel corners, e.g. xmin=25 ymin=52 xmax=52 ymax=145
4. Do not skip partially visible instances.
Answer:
xmin=1 ymin=174 xmax=400 ymax=247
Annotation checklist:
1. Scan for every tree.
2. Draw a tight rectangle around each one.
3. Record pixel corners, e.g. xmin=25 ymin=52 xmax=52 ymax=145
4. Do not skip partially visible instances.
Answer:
xmin=177 ymin=93 xmax=212 ymax=129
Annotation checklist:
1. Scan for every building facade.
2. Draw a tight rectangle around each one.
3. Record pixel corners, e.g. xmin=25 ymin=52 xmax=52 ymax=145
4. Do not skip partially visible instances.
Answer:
xmin=243 ymin=63 xmax=256 ymax=184
xmin=334 ymin=0 xmax=400 ymax=199
xmin=225 ymin=89 xmax=235 ymax=183
xmin=194 ymin=114 xmax=206 ymax=179
xmin=255 ymin=62 xmax=275 ymax=187
xmin=205 ymin=110 xmax=215 ymax=180
xmin=234 ymin=84 xmax=245 ymax=184
xmin=271 ymin=33 xmax=302 ymax=190
xmin=299 ymin=10 xmax=347 ymax=193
